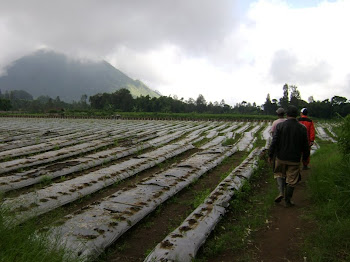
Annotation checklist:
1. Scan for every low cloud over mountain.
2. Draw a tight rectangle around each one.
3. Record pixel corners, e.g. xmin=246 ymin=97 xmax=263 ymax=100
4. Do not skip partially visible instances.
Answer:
xmin=0 ymin=50 xmax=160 ymax=102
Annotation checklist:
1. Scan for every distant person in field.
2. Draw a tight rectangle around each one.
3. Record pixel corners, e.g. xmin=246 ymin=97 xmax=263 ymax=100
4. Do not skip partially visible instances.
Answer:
xmin=270 ymin=108 xmax=286 ymax=136
xmin=298 ymin=108 xmax=315 ymax=170
xmin=270 ymin=108 xmax=287 ymax=203
xmin=268 ymin=105 xmax=310 ymax=207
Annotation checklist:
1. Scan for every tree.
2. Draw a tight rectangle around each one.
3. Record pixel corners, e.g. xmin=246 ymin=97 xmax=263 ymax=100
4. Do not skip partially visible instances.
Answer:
xmin=196 ymin=94 xmax=207 ymax=113
xmin=37 ymin=95 xmax=51 ymax=104
xmin=80 ymin=94 xmax=88 ymax=104
xmin=263 ymin=93 xmax=275 ymax=115
xmin=111 ymin=88 xmax=133 ymax=111
xmin=134 ymin=95 xmax=151 ymax=112
xmin=289 ymin=85 xmax=301 ymax=107
xmin=55 ymin=96 xmax=61 ymax=103
xmin=331 ymin=96 xmax=347 ymax=106
xmin=0 ymin=98 xmax=11 ymax=111
xmin=279 ymin=83 xmax=289 ymax=108
xmin=89 ymin=93 xmax=105 ymax=110
xmin=331 ymin=96 xmax=348 ymax=117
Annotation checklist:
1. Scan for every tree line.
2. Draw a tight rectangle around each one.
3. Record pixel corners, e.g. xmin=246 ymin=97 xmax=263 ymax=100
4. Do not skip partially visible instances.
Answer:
xmin=262 ymin=84 xmax=349 ymax=118
xmin=1 ymin=84 xmax=349 ymax=119
xmin=88 ymin=89 xmax=259 ymax=114
xmin=0 ymin=89 xmax=89 ymax=113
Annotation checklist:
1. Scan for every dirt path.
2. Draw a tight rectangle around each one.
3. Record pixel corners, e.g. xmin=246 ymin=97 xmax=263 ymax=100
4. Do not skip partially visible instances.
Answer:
xmin=98 ymin=158 xmax=314 ymax=262
xmin=252 ymin=169 xmax=313 ymax=262
xmin=205 ymin=167 xmax=314 ymax=262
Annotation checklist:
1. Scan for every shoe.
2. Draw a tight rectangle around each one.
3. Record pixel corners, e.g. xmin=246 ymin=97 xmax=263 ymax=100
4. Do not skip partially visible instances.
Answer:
xmin=303 ymin=165 xmax=309 ymax=170
xmin=274 ymin=194 xmax=284 ymax=203
xmin=285 ymin=185 xmax=295 ymax=208
xmin=285 ymin=200 xmax=295 ymax=208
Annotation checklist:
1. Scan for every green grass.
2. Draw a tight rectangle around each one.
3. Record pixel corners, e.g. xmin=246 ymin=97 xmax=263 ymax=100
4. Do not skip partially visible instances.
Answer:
xmin=0 ymin=209 xmax=84 ymax=262
xmin=221 ymin=137 xmax=236 ymax=146
xmin=39 ymin=175 xmax=53 ymax=186
xmin=222 ymin=133 xmax=242 ymax=147
xmin=191 ymin=188 xmax=211 ymax=209
xmin=193 ymin=137 xmax=210 ymax=148
xmin=254 ymin=124 xmax=268 ymax=148
xmin=194 ymin=156 xmax=277 ymax=261
xmin=303 ymin=141 xmax=350 ymax=261
xmin=0 ymin=111 xmax=277 ymax=121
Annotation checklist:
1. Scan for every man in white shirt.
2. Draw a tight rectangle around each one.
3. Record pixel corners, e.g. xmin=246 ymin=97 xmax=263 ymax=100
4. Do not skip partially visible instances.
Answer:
xmin=270 ymin=108 xmax=286 ymax=136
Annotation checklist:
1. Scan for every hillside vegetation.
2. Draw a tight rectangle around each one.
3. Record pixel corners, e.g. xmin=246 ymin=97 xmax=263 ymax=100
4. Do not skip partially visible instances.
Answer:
xmin=0 ymin=50 xmax=159 ymax=102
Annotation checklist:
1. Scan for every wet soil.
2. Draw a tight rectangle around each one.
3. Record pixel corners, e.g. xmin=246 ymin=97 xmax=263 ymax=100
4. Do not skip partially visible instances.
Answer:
xmin=253 ymin=169 xmax=313 ymax=262
xmin=209 ymin=168 xmax=314 ymax=262
xmin=98 ymin=160 xmax=314 ymax=262
xmin=98 ymin=151 xmax=246 ymax=262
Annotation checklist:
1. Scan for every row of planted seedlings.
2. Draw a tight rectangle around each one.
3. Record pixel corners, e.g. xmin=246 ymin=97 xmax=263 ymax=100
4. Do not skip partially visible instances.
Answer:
xmin=0 ymin=117 xmax=336 ymax=261
xmin=0 ymin=118 xmax=209 ymax=193
xmin=0 ymin=119 xmax=238 ymax=208
xmin=37 ymin=121 xmax=266 ymax=260
xmin=145 ymin=121 xmax=339 ymax=261
xmin=0 ymin=119 xmax=206 ymax=192
xmin=315 ymin=123 xmax=338 ymax=143
xmin=0 ymin=117 xmax=269 ymax=261
xmin=102 ymin=121 xmax=335 ymax=261
xmin=0 ymin=118 xmax=184 ymax=163
xmin=300 ymin=123 xmax=338 ymax=154
xmin=111 ymin=120 xmax=334 ymax=261
xmin=0 ymin=118 xmax=215 ymax=238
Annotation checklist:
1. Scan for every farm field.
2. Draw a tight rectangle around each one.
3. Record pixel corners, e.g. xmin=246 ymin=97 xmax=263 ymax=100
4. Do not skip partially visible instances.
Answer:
xmin=0 ymin=117 xmax=337 ymax=262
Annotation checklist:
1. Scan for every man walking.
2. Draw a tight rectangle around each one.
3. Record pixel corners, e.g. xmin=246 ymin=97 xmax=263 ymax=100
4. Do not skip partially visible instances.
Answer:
xmin=270 ymin=108 xmax=286 ymax=203
xmin=298 ymin=108 xmax=315 ymax=170
xmin=270 ymin=108 xmax=286 ymax=136
xmin=269 ymin=105 xmax=310 ymax=207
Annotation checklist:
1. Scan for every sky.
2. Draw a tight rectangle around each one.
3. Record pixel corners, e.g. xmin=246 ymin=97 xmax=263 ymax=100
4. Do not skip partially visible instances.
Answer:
xmin=0 ymin=0 xmax=349 ymax=106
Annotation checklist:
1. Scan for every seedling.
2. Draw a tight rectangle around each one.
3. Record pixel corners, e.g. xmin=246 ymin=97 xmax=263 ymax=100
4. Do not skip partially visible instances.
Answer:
xmin=39 ymin=175 xmax=52 ymax=186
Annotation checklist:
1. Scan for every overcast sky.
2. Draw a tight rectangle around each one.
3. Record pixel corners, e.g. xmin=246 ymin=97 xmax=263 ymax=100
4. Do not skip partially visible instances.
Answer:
xmin=0 ymin=0 xmax=349 ymax=106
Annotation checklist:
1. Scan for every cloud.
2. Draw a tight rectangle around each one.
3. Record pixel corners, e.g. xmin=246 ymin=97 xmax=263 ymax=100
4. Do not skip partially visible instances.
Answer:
xmin=270 ymin=49 xmax=331 ymax=84
xmin=0 ymin=0 xmax=242 ymax=101
xmin=0 ymin=0 xmax=239 ymax=57
xmin=237 ymin=0 xmax=350 ymax=103
xmin=1 ymin=0 xmax=350 ymax=106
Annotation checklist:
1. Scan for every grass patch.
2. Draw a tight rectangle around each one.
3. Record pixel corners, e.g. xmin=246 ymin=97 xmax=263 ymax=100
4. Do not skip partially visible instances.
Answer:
xmin=254 ymin=124 xmax=268 ymax=148
xmin=0 ymin=208 xmax=83 ymax=262
xmin=222 ymin=133 xmax=242 ymax=147
xmin=192 ymin=188 xmax=211 ymax=209
xmin=303 ymin=141 xmax=350 ymax=261
xmin=222 ymin=138 xmax=235 ymax=146
xmin=194 ymin=155 xmax=277 ymax=261
xmin=193 ymin=137 xmax=211 ymax=148
xmin=39 ymin=175 xmax=53 ymax=186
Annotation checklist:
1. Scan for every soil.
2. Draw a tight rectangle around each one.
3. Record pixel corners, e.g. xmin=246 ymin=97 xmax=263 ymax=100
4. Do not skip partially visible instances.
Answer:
xmin=99 ymin=152 xmax=246 ymax=262
xmin=210 ymin=168 xmax=314 ymax=262
xmin=99 ymin=162 xmax=314 ymax=262
xmin=253 ymin=169 xmax=313 ymax=262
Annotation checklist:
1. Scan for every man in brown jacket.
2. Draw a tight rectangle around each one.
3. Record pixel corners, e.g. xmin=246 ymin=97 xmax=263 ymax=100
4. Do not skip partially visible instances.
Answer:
xmin=268 ymin=105 xmax=310 ymax=207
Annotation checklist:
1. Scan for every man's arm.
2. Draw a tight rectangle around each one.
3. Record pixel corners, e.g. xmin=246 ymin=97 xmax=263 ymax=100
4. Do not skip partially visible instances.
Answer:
xmin=268 ymin=124 xmax=280 ymax=162
xmin=301 ymin=128 xmax=310 ymax=162
xmin=309 ymin=121 xmax=316 ymax=145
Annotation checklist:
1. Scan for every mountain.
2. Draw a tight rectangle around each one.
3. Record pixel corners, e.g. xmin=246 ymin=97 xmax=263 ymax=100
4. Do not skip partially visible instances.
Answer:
xmin=0 ymin=50 xmax=160 ymax=102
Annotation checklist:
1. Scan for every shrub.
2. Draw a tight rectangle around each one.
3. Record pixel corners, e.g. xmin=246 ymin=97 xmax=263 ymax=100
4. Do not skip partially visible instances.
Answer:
xmin=338 ymin=115 xmax=350 ymax=157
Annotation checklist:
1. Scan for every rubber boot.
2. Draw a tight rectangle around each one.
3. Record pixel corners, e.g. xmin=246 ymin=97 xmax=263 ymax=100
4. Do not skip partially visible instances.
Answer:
xmin=285 ymin=185 xmax=295 ymax=207
xmin=274 ymin=177 xmax=285 ymax=203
